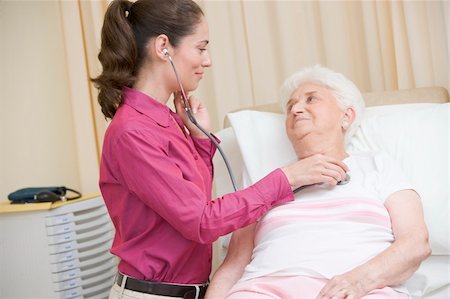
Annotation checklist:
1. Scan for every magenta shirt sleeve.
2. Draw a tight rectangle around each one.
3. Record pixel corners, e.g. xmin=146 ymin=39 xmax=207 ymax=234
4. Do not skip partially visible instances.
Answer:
xmin=112 ymin=130 xmax=293 ymax=245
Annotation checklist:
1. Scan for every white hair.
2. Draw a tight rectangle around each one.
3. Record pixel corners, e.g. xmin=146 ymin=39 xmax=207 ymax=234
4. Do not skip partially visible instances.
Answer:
xmin=280 ymin=65 xmax=365 ymax=144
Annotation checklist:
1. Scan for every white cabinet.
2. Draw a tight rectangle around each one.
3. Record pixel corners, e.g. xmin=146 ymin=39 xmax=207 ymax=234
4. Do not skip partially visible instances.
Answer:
xmin=0 ymin=196 xmax=117 ymax=299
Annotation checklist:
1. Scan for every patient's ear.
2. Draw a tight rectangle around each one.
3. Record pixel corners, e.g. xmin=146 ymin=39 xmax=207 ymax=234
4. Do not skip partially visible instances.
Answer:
xmin=342 ymin=107 xmax=356 ymax=130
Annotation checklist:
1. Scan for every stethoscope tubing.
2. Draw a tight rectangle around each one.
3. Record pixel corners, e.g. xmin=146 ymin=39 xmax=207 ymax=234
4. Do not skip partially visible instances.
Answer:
xmin=167 ymin=54 xmax=239 ymax=192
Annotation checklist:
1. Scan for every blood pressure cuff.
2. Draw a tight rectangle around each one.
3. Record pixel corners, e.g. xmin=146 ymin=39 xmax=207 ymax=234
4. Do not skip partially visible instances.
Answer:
xmin=7 ymin=186 xmax=81 ymax=204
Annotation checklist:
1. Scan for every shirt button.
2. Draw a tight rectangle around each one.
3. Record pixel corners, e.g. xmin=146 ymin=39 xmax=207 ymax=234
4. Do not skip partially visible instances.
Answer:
xmin=194 ymin=154 xmax=198 ymax=160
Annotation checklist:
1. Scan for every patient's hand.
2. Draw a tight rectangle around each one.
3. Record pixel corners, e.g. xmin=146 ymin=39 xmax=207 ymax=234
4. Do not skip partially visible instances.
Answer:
xmin=316 ymin=272 xmax=368 ymax=299
xmin=281 ymin=154 xmax=348 ymax=190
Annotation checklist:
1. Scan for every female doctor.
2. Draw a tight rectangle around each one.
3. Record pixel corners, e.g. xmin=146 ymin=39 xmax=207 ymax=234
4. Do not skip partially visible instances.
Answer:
xmin=93 ymin=1 xmax=348 ymax=298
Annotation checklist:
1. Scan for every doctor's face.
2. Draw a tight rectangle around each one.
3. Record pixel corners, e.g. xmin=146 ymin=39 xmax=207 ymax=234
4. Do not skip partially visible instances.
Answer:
xmin=171 ymin=16 xmax=212 ymax=92
xmin=285 ymin=83 xmax=345 ymax=143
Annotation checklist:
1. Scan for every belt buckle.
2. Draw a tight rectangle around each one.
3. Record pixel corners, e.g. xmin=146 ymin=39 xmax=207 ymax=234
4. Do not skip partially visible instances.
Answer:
xmin=184 ymin=285 xmax=201 ymax=299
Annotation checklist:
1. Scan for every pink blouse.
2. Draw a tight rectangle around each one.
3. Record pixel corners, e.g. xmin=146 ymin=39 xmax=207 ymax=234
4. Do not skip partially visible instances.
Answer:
xmin=99 ymin=87 xmax=293 ymax=284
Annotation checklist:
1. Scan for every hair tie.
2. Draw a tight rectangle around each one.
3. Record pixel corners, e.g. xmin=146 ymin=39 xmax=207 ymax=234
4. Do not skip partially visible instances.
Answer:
xmin=125 ymin=1 xmax=133 ymax=18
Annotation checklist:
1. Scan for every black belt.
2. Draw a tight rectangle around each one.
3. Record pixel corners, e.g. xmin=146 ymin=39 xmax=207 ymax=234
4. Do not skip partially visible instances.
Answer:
xmin=115 ymin=272 xmax=208 ymax=298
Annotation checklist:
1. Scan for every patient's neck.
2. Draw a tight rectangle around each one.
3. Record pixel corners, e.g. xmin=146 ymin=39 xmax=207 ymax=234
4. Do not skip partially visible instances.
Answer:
xmin=294 ymin=136 xmax=348 ymax=161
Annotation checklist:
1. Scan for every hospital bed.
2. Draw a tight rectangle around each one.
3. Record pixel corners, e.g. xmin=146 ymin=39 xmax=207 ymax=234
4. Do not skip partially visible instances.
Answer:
xmin=213 ymin=86 xmax=449 ymax=299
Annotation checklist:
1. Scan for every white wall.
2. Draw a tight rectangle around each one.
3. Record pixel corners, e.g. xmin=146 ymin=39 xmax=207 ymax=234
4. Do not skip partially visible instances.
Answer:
xmin=0 ymin=1 xmax=80 ymax=200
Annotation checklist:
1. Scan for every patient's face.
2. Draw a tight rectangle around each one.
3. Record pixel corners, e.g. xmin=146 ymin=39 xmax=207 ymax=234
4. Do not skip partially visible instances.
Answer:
xmin=285 ymin=83 xmax=344 ymax=144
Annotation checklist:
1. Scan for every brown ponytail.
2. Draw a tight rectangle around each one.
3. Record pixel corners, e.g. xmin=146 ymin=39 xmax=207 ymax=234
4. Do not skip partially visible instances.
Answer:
xmin=92 ymin=0 xmax=136 ymax=119
xmin=92 ymin=0 xmax=204 ymax=119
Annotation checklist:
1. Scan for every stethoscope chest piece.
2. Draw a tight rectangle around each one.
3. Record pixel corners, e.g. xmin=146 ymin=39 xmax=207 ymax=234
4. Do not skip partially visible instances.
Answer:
xmin=293 ymin=173 xmax=351 ymax=193
xmin=337 ymin=173 xmax=351 ymax=185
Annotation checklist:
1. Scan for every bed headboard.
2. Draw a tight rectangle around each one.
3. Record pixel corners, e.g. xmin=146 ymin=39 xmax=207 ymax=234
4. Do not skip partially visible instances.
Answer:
xmin=224 ymin=86 xmax=449 ymax=127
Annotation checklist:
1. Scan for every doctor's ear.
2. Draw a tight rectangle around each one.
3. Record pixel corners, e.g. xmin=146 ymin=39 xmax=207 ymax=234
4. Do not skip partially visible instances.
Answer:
xmin=154 ymin=34 xmax=171 ymax=60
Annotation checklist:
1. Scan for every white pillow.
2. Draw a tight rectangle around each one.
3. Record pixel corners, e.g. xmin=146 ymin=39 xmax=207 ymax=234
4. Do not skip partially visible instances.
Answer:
xmin=227 ymin=103 xmax=449 ymax=255
xmin=226 ymin=111 xmax=295 ymax=183
xmin=349 ymin=103 xmax=449 ymax=255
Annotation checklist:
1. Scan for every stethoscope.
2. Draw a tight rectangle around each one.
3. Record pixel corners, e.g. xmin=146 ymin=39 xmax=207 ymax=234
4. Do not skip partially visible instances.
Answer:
xmin=163 ymin=48 xmax=239 ymax=192
xmin=162 ymin=48 xmax=350 ymax=193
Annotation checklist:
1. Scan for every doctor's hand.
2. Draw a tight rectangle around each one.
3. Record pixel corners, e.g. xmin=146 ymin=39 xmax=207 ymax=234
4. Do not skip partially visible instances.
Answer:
xmin=281 ymin=154 xmax=348 ymax=190
xmin=174 ymin=92 xmax=211 ymax=138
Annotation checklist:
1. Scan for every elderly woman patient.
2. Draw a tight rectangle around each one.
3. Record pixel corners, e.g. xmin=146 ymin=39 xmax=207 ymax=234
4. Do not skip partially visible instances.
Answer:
xmin=206 ymin=66 xmax=431 ymax=299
